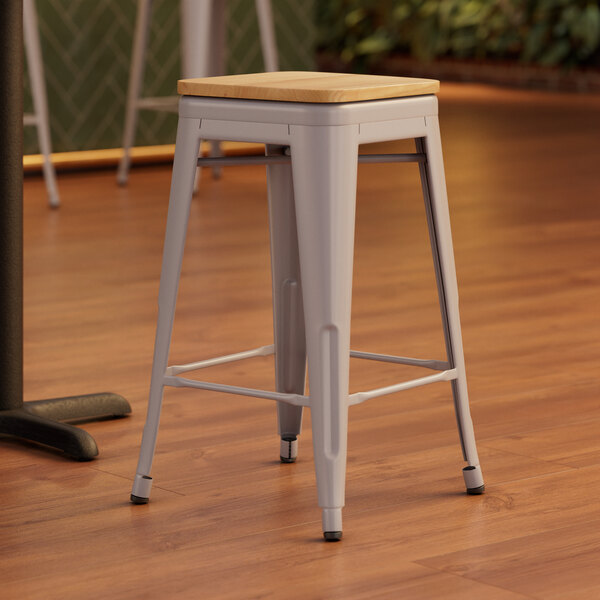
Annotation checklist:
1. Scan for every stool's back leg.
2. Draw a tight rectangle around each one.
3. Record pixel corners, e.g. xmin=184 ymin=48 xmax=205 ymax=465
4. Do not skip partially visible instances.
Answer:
xmin=266 ymin=145 xmax=306 ymax=463
xmin=181 ymin=0 xmax=218 ymax=185
xmin=23 ymin=0 xmax=59 ymax=208
xmin=117 ymin=0 xmax=153 ymax=186
xmin=206 ymin=0 xmax=227 ymax=180
xmin=180 ymin=0 xmax=212 ymax=78
xmin=131 ymin=116 xmax=201 ymax=503
xmin=290 ymin=124 xmax=360 ymax=540
xmin=209 ymin=0 xmax=226 ymax=77
xmin=255 ymin=0 xmax=279 ymax=72
xmin=417 ymin=123 xmax=484 ymax=494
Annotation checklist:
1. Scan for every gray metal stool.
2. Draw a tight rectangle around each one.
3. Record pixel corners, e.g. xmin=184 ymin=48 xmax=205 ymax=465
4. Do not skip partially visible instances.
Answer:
xmin=131 ymin=72 xmax=485 ymax=541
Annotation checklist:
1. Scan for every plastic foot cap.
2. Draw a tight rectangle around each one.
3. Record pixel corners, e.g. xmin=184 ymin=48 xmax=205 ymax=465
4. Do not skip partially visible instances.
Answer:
xmin=462 ymin=464 xmax=484 ymax=490
xmin=322 ymin=508 xmax=343 ymax=534
xmin=467 ymin=485 xmax=485 ymax=495
xmin=324 ymin=531 xmax=342 ymax=542
xmin=280 ymin=437 xmax=298 ymax=463
xmin=132 ymin=473 xmax=153 ymax=500
xmin=130 ymin=494 xmax=149 ymax=504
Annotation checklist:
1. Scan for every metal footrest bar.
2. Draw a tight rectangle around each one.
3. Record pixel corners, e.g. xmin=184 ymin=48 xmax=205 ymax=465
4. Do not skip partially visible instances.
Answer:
xmin=23 ymin=113 xmax=38 ymax=126
xmin=166 ymin=344 xmax=274 ymax=376
xmin=357 ymin=153 xmax=426 ymax=164
xmin=163 ymin=375 xmax=309 ymax=407
xmin=162 ymin=345 xmax=455 ymax=408
xmin=348 ymin=369 xmax=457 ymax=406
xmin=197 ymin=152 xmax=426 ymax=168
xmin=197 ymin=155 xmax=291 ymax=167
xmin=136 ymin=96 xmax=179 ymax=112
xmin=350 ymin=350 xmax=449 ymax=371
xmin=166 ymin=344 xmax=447 ymax=376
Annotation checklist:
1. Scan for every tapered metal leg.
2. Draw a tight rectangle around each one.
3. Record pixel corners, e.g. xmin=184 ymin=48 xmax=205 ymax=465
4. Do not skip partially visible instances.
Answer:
xmin=131 ymin=116 xmax=201 ymax=502
xmin=255 ymin=0 xmax=279 ymax=71
xmin=266 ymin=145 xmax=306 ymax=463
xmin=117 ymin=0 xmax=153 ymax=186
xmin=207 ymin=0 xmax=226 ymax=179
xmin=290 ymin=124 xmax=360 ymax=540
xmin=181 ymin=0 xmax=220 ymax=184
xmin=417 ymin=128 xmax=484 ymax=494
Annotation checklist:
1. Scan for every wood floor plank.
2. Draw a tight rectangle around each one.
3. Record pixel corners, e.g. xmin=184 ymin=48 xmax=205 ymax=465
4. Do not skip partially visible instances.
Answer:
xmin=3 ymin=458 xmax=595 ymax=599
xmin=482 ymin=418 xmax=600 ymax=468
xmin=418 ymin=518 xmax=600 ymax=600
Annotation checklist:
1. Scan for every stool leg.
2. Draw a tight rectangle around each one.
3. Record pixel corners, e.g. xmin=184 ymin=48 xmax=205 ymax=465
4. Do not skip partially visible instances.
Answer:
xmin=117 ymin=0 xmax=152 ymax=186
xmin=290 ymin=125 xmax=359 ymax=540
xmin=181 ymin=0 xmax=221 ymax=185
xmin=255 ymin=0 xmax=279 ymax=71
xmin=206 ymin=0 xmax=226 ymax=180
xmin=180 ymin=0 xmax=212 ymax=79
xmin=266 ymin=145 xmax=306 ymax=463
xmin=23 ymin=0 xmax=59 ymax=208
xmin=417 ymin=124 xmax=484 ymax=495
xmin=131 ymin=117 xmax=201 ymax=503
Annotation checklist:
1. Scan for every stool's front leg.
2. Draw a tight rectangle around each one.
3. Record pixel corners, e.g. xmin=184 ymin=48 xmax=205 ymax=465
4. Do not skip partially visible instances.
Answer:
xmin=290 ymin=124 xmax=360 ymax=541
xmin=266 ymin=145 xmax=306 ymax=463
xmin=131 ymin=116 xmax=201 ymax=503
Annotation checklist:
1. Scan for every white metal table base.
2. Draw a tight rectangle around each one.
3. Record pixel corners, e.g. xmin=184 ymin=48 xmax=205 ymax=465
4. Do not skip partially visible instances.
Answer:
xmin=131 ymin=94 xmax=485 ymax=541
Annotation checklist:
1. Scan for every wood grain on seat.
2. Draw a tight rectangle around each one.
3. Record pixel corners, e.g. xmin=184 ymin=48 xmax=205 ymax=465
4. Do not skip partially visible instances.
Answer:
xmin=177 ymin=71 xmax=440 ymax=103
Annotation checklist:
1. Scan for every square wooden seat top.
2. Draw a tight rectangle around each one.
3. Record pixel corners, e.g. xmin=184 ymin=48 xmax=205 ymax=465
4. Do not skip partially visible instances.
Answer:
xmin=178 ymin=71 xmax=440 ymax=104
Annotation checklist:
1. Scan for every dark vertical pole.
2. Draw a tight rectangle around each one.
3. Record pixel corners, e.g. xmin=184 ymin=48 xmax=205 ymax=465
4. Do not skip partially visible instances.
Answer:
xmin=0 ymin=2 xmax=130 ymax=458
xmin=0 ymin=0 xmax=24 ymax=410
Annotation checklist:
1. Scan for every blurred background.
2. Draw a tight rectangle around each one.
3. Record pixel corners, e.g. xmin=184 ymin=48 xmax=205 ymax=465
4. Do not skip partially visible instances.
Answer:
xmin=23 ymin=0 xmax=316 ymax=156
xmin=317 ymin=0 xmax=600 ymax=85
xmin=24 ymin=0 xmax=599 ymax=159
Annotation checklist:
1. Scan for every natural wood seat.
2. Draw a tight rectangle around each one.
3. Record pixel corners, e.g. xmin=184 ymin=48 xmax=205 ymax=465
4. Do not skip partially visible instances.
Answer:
xmin=177 ymin=71 xmax=440 ymax=103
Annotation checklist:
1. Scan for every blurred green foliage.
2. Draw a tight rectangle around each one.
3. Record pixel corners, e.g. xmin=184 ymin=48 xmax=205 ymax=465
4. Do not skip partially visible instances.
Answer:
xmin=316 ymin=0 xmax=600 ymax=69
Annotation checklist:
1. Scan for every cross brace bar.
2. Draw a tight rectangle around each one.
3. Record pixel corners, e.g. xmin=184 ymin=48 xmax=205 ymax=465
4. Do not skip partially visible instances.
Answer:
xmin=161 ymin=345 xmax=454 ymax=408
xmin=197 ymin=152 xmax=426 ymax=168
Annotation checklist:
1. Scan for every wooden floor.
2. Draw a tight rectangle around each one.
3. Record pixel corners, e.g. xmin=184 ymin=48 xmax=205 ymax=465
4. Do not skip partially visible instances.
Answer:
xmin=3 ymin=83 xmax=600 ymax=599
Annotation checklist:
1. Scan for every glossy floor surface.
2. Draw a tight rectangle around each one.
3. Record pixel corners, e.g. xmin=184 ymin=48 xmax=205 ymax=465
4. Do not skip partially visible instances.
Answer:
xmin=3 ymin=83 xmax=600 ymax=599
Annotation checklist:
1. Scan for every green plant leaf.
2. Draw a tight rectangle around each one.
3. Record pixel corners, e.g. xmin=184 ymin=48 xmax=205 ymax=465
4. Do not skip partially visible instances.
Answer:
xmin=355 ymin=33 xmax=393 ymax=55
xmin=345 ymin=8 xmax=367 ymax=28
xmin=540 ymin=38 xmax=571 ymax=65
xmin=316 ymin=0 xmax=600 ymax=69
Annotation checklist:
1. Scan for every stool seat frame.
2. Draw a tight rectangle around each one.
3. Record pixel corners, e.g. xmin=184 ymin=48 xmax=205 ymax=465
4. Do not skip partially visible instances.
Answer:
xmin=131 ymin=93 xmax=485 ymax=540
